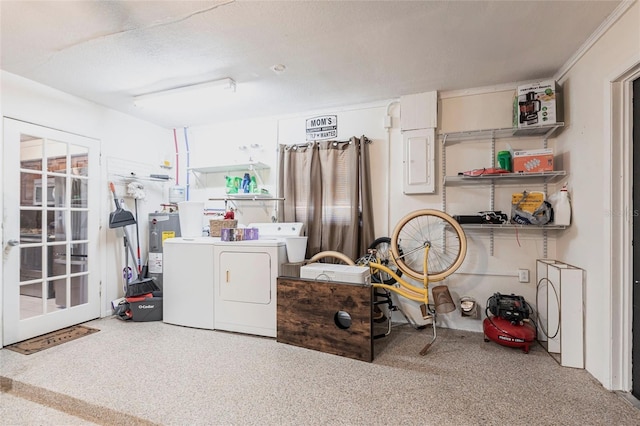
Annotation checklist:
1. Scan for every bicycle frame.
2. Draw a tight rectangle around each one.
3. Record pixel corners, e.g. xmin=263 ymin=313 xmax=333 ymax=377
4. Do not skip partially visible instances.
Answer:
xmin=368 ymin=243 xmax=431 ymax=306
xmin=367 ymin=244 xmax=439 ymax=355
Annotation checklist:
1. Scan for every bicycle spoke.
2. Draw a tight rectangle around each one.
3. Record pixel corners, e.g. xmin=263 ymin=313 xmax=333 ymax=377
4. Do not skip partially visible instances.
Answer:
xmin=392 ymin=209 xmax=467 ymax=282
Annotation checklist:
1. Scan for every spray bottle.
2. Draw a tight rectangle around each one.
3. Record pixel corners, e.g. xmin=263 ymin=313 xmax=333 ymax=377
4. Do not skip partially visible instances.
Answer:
xmin=554 ymin=184 xmax=571 ymax=226
xmin=241 ymin=173 xmax=251 ymax=193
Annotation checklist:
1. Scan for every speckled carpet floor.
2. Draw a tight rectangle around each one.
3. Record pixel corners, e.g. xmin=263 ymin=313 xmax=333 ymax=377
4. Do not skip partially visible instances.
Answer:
xmin=1 ymin=317 xmax=639 ymax=425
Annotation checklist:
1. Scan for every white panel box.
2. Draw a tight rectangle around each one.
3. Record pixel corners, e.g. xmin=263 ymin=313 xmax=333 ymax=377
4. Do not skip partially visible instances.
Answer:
xmin=403 ymin=128 xmax=435 ymax=194
xmin=300 ymin=264 xmax=371 ymax=285
xmin=536 ymin=259 xmax=585 ymax=368
xmin=400 ymin=91 xmax=438 ymax=131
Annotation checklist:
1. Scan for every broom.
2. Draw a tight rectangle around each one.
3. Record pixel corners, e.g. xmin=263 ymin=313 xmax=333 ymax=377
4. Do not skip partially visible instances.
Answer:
xmin=109 ymin=182 xmax=158 ymax=297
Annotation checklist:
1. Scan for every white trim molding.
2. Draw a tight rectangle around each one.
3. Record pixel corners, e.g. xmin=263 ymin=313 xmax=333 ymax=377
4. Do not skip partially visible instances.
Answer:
xmin=608 ymin=55 xmax=640 ymax=391
xmin=556 ymin=1 xmax=637 ymax=82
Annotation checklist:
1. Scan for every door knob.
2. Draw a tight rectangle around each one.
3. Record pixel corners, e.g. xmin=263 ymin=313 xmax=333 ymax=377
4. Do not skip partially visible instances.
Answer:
xmin=7 ymin=239 xmax=19 ymax=246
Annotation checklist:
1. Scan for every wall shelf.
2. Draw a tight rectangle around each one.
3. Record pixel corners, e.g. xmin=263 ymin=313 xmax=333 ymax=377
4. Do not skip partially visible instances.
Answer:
xmin=444 ymin=171 xmax=566 ymax=186
xmin=189 ymin=162 xmax=269 ymax=174
xmin=441 ymin=122 xmax=567 ymax=257
xmin=209 ymin=194 xmax=284 ymax=202
xmin=459 ymin=223 xmax=567 ymax=230
xmin=208 ymin=194 xmax=284 ymax=214
xmin=439 ymin=122 xmax=564 ymax=145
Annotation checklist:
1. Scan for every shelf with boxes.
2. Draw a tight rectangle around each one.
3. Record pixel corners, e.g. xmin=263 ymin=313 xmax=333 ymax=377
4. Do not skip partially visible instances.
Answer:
xmin=444 ymin=170 xmax=566 ymax=186
xmin=440 ymin=122 xmax=567 ymax=257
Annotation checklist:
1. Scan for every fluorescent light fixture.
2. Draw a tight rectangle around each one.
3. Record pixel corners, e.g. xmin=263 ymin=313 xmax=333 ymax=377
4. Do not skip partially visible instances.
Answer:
xmin=134 ymin=78 xmax=236 ymax=107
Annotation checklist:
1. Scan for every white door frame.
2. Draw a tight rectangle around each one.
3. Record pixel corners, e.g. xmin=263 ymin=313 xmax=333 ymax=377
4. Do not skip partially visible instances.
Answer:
xmin=1 ymin=118 xmax=103 ymax=346
xmin=608 ymin=55 xmax=640 ymax=391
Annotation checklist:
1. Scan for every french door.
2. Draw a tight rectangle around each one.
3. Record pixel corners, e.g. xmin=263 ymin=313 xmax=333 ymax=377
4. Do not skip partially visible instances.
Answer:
xmin=2 ymin=118 xmax=100 ymax=345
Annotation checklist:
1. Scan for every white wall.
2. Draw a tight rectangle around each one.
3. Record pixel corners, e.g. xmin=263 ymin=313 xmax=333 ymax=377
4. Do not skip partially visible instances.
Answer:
xmin=278 ymin=102 xmax=393 ymax=238
xmin=184 ymin=96 xmax=559 ymax=333
xmin=182 ymin=118 xmax=280 ymax=225
xmin=1 ymin=71 xmax=174 ymax=322
xmin=182 ymin=1 xmax=639 ymax=387
xmin=1 ymin=0 xmax=636 ymax=390
xmin=553 ymin=1 xmax=640 ymax=388
xmin=185 ymin=102 xmax=393 ymax=231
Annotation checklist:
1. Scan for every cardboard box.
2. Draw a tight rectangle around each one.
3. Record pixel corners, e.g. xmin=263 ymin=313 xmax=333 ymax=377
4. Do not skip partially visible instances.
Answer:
xmin=513 ymin=148 xmax=554 ymax=173
xmin=514 ymin=80 xmax=562 ymax=131
xmin=300 ymin=264 xmax=371 ymax=285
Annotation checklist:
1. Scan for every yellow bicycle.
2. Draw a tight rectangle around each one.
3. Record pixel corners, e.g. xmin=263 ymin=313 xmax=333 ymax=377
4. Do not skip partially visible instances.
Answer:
xmin=309 ymin=209 xmax=467 ymax=354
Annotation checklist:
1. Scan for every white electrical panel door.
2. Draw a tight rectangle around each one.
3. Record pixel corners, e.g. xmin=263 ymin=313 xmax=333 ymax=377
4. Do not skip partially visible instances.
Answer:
xmin=403 ymin=128 xmax=435 ymax=194
xmin=400 ymin=91 xmax=438 ymax=131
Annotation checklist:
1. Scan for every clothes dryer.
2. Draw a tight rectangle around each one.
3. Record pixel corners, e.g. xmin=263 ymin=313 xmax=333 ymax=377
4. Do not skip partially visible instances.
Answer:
xmin=213 ymin=223 xmax=303 ymax=337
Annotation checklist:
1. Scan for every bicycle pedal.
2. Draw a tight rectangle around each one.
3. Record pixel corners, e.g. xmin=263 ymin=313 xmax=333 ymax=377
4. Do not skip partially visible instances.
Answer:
xmin=422 ymin=314 xmax=434 ymax=324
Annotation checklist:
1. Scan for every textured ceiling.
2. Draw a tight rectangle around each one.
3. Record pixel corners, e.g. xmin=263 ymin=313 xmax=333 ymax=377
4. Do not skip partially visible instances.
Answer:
xmin=0 ymin=0 xmax=622 ymax=128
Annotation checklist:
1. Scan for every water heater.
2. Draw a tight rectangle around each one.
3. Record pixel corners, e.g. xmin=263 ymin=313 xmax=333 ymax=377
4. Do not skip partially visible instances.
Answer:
xmin=148 ymin=212 xmax=181 ymax=290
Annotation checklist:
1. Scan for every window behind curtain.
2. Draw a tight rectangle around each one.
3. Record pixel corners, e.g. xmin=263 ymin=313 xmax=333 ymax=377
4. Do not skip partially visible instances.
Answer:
xmin=278 ymin=137 xmax=374 ymax=261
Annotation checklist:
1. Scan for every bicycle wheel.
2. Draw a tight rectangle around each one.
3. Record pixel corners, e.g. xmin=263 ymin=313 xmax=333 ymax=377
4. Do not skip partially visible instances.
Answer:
xmin=368 ymin=237 xmax=402 ymax=284
xmin=390 ymin=209 xmax=466 ymax=282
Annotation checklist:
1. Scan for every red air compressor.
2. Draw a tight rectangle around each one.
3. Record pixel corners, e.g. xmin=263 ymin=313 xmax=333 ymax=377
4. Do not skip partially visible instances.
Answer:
xmin=483 ymin=293 xmax=536 ymax=353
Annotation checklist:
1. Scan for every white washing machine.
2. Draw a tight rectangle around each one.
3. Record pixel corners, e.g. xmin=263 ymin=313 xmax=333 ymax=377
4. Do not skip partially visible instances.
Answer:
xmin=213 ymin=223 xmax=303 ymax=337
xmin=163 ymin=237 xmax=218 ymax=330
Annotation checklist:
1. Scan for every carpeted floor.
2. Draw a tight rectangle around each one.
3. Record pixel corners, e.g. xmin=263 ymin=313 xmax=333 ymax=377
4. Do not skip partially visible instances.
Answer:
xmin=1 ymin=317 xmax=639 ymax=425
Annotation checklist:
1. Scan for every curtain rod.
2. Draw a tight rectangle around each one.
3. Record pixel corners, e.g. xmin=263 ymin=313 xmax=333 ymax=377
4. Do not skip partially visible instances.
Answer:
xmin=283 ymin=136 xmax=371 ymax=150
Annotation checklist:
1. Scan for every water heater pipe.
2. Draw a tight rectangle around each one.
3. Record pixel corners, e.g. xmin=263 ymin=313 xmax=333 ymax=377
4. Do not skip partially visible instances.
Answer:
xmin=173 ymin=128 xmax=179 ymax=185
xmin=386 ymin=100 xmax=399 ymax=236
xmin=184 ymin=127 xmax=191 ymax=201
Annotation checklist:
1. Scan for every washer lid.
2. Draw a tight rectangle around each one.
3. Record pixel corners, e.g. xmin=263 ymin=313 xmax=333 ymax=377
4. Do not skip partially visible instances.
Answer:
xmin=248 ymin=222 xmax=304 ymax=238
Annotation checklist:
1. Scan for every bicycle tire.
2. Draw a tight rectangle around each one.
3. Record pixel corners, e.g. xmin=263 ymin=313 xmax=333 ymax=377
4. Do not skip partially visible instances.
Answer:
xmin=307 ymin=251 xmax=356 ymax=265
xmin=390 ymin=209 xmax=466 ymax=282
xmin=368 ymin=237 xmax=402 ymax=284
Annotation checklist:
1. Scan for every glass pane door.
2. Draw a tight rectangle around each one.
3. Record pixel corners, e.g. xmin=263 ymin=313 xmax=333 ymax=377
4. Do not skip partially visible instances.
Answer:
xmin=3 ymin=118 xmax=100 ymax=345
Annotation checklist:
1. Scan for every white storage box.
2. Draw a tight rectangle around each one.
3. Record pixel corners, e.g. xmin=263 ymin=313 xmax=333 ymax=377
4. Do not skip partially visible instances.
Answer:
xmin=300 ymin=264 xmax=371 ymax=285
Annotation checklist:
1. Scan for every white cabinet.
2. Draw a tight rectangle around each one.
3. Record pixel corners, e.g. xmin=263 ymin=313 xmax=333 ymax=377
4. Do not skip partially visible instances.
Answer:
xmin=400 ymin=91 xmax=438 ymax=131
xmin=403 ymin=128 xmax=436 ymax=194
xmin=401 ymin=91 xmax=438 ymax=194
xmin=163 ymin=238 xmax=216 ymax=329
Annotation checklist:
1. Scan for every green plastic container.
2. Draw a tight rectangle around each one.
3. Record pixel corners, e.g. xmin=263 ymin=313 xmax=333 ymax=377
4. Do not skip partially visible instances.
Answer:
xmin=497 ymin=151 xmax=512 ymax=172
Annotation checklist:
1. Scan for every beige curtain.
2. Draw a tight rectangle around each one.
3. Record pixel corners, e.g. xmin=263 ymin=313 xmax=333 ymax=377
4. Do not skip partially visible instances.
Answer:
xmin=278 ymin=136 xmax=374 ymax=262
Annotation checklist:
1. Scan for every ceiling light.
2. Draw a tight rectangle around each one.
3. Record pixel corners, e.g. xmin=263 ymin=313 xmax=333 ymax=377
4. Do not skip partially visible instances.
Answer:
xmin=133 ymin=78 xmax=236 ymax=107
xmin=271 ymin=64 xmax=286 ymax=74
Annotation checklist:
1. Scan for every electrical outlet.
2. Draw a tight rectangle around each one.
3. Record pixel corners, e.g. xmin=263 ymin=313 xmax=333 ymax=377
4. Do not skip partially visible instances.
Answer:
xmin=518 ymin=268 xmax=530 ymax=283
